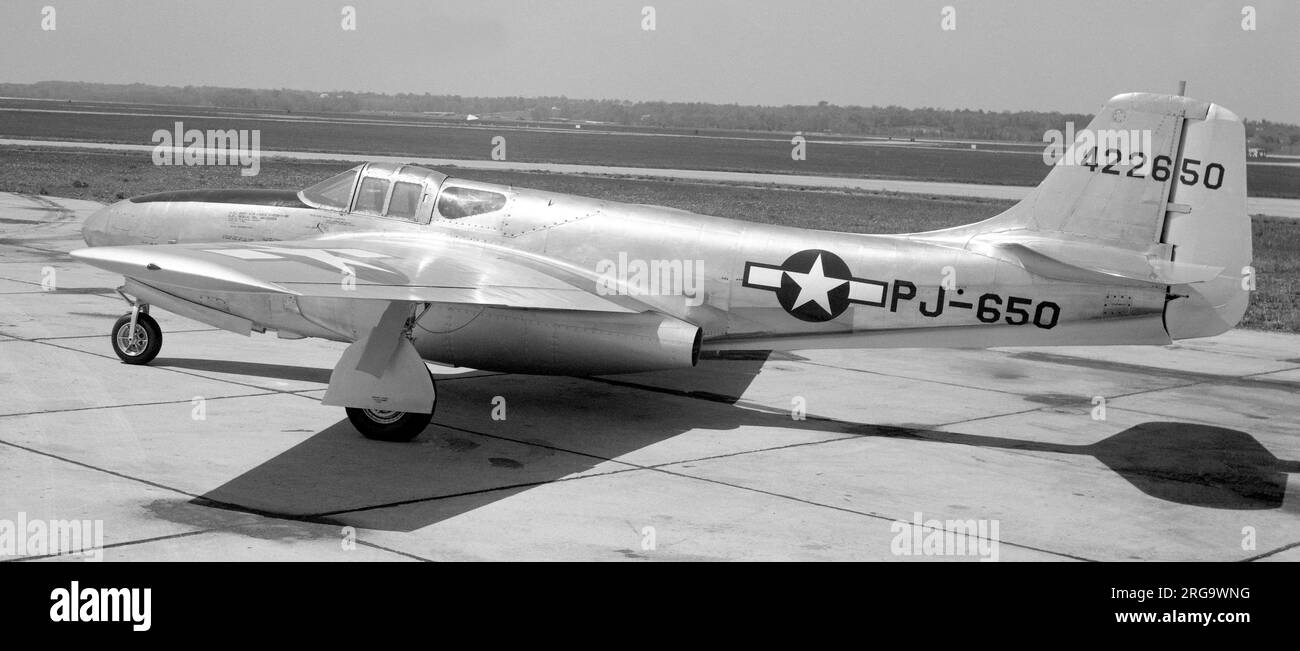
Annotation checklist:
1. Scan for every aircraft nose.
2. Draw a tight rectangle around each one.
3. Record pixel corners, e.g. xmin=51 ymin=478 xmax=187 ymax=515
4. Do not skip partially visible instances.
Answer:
xmin=81 ymin=201 xmax=120 ymax=247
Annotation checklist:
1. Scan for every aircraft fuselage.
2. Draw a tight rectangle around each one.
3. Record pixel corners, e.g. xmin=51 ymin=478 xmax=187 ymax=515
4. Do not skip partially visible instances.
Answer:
xmin=82 ymin=178 xmax=1168 ymax=376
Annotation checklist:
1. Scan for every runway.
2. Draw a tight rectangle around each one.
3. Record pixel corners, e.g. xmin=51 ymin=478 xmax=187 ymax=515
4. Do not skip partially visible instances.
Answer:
xmin=4 ymin=138 xmax=1300 ymax=219
xmin=0 ymin=192 xmax=1297 ymax=561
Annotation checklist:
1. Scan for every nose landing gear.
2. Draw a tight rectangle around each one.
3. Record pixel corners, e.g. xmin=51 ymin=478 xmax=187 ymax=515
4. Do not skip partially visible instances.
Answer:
xmin=110 ymin=291 xmax=162 ymax=365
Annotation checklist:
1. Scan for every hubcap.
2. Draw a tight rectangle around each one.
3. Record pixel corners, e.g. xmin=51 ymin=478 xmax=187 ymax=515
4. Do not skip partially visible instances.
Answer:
xmin=115 ymin=323 xmax=149 ymax=356
xmin=362 ymin=409 xmax=403 ymax=424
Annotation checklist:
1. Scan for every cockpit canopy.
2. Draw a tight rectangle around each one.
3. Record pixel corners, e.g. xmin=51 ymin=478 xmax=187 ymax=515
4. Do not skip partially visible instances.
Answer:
xmin=299 ymin=163 xmax=509 ymax=225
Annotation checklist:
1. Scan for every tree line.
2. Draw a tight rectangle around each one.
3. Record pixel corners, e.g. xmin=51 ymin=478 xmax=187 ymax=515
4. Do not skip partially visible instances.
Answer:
xmin=2 ymin=81 xmax=1295 ymax=149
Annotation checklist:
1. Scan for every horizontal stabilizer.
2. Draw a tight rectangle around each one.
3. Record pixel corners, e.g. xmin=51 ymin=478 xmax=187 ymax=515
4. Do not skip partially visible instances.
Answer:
xmin=984 ymin=236 xmax=1223 ymax=286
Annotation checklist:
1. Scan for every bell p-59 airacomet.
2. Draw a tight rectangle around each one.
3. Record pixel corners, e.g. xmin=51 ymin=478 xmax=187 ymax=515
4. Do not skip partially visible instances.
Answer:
xmin=72 ymin=93 xmax=1252 ymax=441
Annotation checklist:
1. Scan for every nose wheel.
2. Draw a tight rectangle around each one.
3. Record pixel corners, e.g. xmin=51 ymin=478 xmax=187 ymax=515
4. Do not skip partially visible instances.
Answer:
xmin=111 ymin=311 xmax=162 ymax=365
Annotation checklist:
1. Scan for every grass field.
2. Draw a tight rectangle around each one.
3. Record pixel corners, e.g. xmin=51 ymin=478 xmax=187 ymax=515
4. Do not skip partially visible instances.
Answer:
xmin=0 ymin=147 xmax=1294 ymax=332
xmin=4 ymin=100 xmax=1298 ymax=197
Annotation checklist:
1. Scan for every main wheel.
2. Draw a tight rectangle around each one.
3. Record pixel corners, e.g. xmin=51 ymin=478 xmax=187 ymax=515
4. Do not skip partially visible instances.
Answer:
xmin=346 ymin=407 xmax=433 ymax=442
xmin=346 ymin=372 xmax=436 ymax=442
xmin=111 ymin=313 xmax=162 ymax=365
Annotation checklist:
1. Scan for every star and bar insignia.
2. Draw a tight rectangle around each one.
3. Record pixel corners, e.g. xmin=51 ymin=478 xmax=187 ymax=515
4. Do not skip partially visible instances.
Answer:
xmin=742 ymin=249 xmax=887 ymax=322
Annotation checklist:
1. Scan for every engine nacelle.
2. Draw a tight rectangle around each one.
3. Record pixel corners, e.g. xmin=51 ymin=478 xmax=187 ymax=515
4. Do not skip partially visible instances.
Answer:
xmin=413 ymin=305 xmax=701 ymax=375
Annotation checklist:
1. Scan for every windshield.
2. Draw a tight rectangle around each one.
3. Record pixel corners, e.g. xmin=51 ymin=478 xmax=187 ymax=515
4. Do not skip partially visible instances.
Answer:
xmin=299 ymin=168 xmax=359 ymax=210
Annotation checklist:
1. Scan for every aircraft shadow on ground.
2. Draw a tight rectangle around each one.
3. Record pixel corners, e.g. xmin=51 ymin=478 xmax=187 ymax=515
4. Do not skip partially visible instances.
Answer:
xmin=190 ymin=354 xmax=1300 ymax=532
xmin=155 ymin=357 xmax=333 ymax=385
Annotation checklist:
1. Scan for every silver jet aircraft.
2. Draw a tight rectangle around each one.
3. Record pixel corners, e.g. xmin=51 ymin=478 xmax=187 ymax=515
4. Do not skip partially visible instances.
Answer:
xmin=73 ymin=93 xmax=1251 ymax=441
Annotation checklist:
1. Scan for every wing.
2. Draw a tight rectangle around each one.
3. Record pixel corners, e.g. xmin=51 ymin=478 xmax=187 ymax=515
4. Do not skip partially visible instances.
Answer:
xmin=71 ymin=232 xmax=638 ymax=313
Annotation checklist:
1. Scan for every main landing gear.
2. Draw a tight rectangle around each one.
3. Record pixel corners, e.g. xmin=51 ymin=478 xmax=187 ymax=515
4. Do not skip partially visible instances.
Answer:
xmin=343 ymin=369 xmax=437 ymax=442
xmin=110 ymin=294 xmax=162 ymax=365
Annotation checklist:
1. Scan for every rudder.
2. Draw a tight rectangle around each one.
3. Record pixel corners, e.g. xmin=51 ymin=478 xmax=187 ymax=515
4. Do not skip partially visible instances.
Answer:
xmin=1160 ymin=101 xmax=1252 ymax=339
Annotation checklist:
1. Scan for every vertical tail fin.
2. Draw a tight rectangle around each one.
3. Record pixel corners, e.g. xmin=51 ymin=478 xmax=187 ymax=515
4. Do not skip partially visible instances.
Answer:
xmin=944 ymin=92 xmax=1252 ymax=339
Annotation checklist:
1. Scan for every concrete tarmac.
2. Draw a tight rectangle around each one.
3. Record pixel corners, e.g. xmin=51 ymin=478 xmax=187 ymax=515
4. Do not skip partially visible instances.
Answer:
xmin=0 ymin=193 xmax=1297 ymax=561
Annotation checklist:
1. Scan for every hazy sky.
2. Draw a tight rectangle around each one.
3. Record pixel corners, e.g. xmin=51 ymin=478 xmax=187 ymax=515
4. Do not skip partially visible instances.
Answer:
xmin=1 ymin=0 xmax=1296 ymax=122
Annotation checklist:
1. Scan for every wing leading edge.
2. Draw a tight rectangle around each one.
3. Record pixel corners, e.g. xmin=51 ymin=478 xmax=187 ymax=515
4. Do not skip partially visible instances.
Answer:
xmin=71 ymin=234 xmax=638 ymax=313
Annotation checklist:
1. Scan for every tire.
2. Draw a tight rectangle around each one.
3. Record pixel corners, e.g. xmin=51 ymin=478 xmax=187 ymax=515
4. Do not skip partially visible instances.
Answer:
xmin=346 ymin=371 xmax=436 ymax=442
xmin=346 ymin=407 xmax=433 ymax=442
xmin=111 ymin=313 xmax=162 ymax=365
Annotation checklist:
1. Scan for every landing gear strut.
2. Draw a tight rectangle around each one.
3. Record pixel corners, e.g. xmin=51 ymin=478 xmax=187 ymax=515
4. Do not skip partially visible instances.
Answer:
xmin=110 ymin=296 xmax=162 ymax=365
xmin=324 ymin=303 xmax=439 ymax=442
